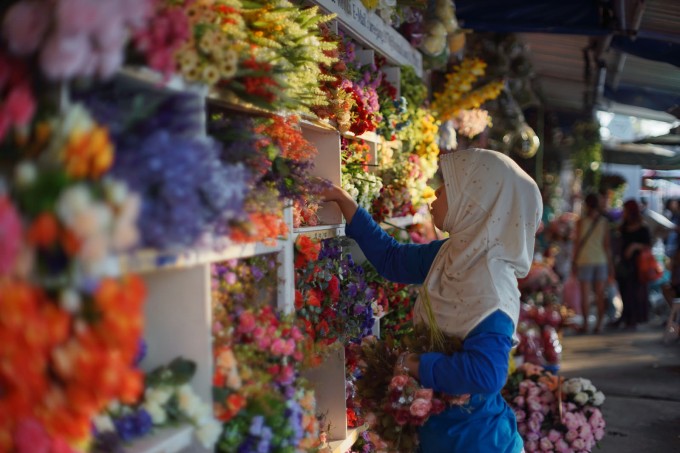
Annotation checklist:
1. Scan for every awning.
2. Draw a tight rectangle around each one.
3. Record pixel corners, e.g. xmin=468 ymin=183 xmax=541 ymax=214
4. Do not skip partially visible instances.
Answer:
xmin=455 ymin=0 xmax=608 ymax=35
xmin=603 ymin=142 xmax=680 ymax=169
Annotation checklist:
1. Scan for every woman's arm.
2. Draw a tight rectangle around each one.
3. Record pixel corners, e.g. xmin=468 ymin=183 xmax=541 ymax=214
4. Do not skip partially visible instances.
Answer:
xmin=321 ymin=185 xmax=445 ymax=284
xmin=322 ymin=184 xmax=359 ymax=224
xmin=399 ymin=311 xmax=514 ymax=395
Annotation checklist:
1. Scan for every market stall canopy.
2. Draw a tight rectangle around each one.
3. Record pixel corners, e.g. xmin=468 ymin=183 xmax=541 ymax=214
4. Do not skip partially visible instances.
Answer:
xmin=603 ymin=142 xmax=680 ymax=169
xmin=456 ymin=0 xmax=680 ymax=119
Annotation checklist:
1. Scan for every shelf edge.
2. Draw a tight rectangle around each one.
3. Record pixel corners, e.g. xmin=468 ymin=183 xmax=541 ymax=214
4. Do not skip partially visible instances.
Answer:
xmin=119 ymin=240 xmax=285 ymax=274
xmin=328 ymin=424 xmax=369 ymax=453
xmin=126 ymin=424 xmax=194 ymax=453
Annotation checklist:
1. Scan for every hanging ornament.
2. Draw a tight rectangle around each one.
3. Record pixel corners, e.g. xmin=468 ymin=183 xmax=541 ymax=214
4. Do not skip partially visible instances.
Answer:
xmin=505 ymin=123 xmax=540 ymax=159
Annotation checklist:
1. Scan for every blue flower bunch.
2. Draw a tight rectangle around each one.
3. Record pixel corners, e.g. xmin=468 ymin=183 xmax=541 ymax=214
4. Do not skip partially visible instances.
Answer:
xmin=112 ymin=409 xmax=153 ymax=442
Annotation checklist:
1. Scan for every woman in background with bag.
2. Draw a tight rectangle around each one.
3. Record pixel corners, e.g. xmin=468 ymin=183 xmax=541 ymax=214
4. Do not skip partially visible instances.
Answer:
xmin=614 ymin=199 xmax=652 ymax=330
xmin=571 ymin=193 xmax=615 ymax=334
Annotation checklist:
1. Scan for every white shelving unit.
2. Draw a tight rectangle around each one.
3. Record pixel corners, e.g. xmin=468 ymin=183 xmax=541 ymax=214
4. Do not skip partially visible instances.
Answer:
xmin=310 ymin=0 xmax=422 ymax=77
xmin=127 ymin=425 xmax=194 ymax=453
xmin=110 ymin=0 xmax=425 ymax=448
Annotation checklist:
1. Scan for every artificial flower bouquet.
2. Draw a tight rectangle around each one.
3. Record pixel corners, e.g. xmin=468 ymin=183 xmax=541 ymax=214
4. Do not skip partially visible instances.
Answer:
xmin=503 ymin=363 xmax=606 ymax=453
xmin=294 ymin=237 xmax=376 ymax=346
xmin=349 ymin=324 xmax=465 ymax=452
xmin=92 ymin=357 xmax=222 ymax=451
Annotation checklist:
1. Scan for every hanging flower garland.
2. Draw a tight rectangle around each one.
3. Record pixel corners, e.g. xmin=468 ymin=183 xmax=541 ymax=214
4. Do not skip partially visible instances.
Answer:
xmin=337 ymin=34 xmax=382 ymax=135
xmin=311 ymin=26 xmax=355 ymax=133
xmin=455 ymin=108 xmax=492 ymax=139
xmin=431 ymin=58 xmax=504 ymax=123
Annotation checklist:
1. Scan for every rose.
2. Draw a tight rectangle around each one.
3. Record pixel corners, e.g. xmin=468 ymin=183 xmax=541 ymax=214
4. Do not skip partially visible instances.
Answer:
xmin=594 ymin=427 xmax=605 ymax=440
xmin=394 ymin=409 xmax=410 ymax=426
xmin=430 ymin=398 xmax=446 ymax=414
xmin=524 ymin=440 xmax=538 ymax=452
xmin=554 ymin=439 xmax=571 ymax=452
xmin=388 ymin=374 xmax=409 ymax=391
xmin=514 ymin=409 xmax=526 ymax=422
xmin=547 ymin=429 xmax=562 ymax=443
xmin=539 ymin=438 xmax=553 ymax=451
xmin=526 ymin=395 xmax=543 ymax=412
xmin=527 ymin=417 xmax=541 ymax=434
xmin=409 ymin=398 xmax=432 ymax=418
xmin=513 ymin=396 xmax=525 ymax=408
xmin=414 ymin=388 xmax=433 ymax=400
xmin=238 ymin=311 xmax=256 ymax=333
xmin=571 ymin=438 xmax=585 ymax=450
xmin=565 ymin=429 xmax=579 ymax=442
xmin=529 ymin=411 xmax=544 ymax=424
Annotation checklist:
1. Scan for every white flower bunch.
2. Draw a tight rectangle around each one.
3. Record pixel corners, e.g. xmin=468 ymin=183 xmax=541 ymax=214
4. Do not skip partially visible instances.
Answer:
xmin=54 ymin=178 xmax=140 ymax=277
xmin=342 ymin=171 xmax=383 ymax=212
xmin=561 ymin=378 xmax=605 ymax=407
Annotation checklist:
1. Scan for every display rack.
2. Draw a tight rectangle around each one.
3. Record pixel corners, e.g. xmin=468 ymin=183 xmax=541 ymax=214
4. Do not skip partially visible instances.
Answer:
xmin=110 ymin=1 xmax=425 ymax=448
xmin=118 ymin=240 xmax=285 ymax=275
xmin=127 ymin=425 xmax=194 ymax=453
xmin=310 ymin=0 xmax=422 ymax=77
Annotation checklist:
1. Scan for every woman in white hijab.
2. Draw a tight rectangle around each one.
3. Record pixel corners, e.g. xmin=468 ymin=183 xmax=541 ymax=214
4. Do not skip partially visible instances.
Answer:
xmin=323 ymin=148 xmax=542 ymax=452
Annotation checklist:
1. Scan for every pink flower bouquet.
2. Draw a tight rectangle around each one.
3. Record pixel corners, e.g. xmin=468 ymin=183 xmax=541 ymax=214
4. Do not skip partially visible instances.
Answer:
xmin=504 ymin=363 xmax=606 ymax=453
xmin=385 ymin=375 xmax=447 ymax=426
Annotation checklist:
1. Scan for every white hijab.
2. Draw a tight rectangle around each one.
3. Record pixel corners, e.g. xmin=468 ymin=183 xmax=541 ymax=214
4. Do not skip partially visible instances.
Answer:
xmin=413 ymin=149 xmax=542 ymax=340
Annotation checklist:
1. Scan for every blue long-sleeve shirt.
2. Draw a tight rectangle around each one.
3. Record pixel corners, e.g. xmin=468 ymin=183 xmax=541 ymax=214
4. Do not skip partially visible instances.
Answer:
xmin=346 ymin=207 xmax=523 ymax=452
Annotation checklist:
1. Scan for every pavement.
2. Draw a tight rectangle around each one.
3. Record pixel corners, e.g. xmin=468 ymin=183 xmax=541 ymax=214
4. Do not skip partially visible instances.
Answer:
xmin=559 ymin=319 xmax=680 ymax=453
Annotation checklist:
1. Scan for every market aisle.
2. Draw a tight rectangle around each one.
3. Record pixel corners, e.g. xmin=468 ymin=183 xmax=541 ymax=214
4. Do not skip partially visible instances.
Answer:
xmin=559 ymin=324 xmax=680 ymax=452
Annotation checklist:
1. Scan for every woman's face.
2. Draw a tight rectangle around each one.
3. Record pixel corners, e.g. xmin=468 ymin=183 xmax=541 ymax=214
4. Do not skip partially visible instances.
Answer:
xmin=430 ymin=185 xmax=448 ymax=230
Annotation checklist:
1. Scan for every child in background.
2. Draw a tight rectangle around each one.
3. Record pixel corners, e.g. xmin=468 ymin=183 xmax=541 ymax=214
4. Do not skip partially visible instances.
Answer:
xmin=322 ymin=149 xmax=542 ymax=452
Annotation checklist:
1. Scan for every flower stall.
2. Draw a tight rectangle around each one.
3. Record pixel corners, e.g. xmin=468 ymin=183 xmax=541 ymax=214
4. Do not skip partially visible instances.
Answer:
xmin=0 ymin=0 xmax=608 ymax=453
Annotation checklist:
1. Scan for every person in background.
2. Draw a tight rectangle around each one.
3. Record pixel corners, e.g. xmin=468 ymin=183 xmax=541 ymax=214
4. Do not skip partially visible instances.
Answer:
xmin=571 ymin=193 xmax=615 ymax=334
xmin=322 ymin=149 xmax=542 ymax=453
xmin=663 ymin=247 xmax=680 ymax=308
xmin=613 ymin=199 xmax=653 ymax=330
xmin=663 ymin=198 xmax=680 ymax=258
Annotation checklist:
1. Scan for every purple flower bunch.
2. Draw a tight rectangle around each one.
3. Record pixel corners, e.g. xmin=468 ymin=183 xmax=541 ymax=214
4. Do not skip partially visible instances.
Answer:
xmin=112 ymin=130 xmax=248 ymax=248
xmin=211 ymin=255 xmax=278 ymax=311
xmin=77 ymin=84 xmax=249 ymax=248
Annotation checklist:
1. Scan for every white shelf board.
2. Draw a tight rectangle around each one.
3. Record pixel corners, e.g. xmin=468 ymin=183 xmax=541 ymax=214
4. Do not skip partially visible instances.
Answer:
xmin=380 ymin=212 xmax=427 ymax=229
xmin=328 ymin=425 xmax=368 ymax=453
xmin=118 ymin=67 xmax=207 ymax=96
xmin=119 ymin=239 xmax=285 ymax=274
xmin=341 ymin=130 xmax=380 ymax=144
xmin=293 ymin=224 xmax=346 ymax=241
xmin=300 ymin=117 xmax=341 ymax=134
xmin=310 ymin=0 xmax=422 ymax=76
xmin=126 ymin=424 xmax=193 ymax=453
